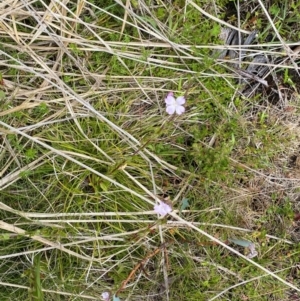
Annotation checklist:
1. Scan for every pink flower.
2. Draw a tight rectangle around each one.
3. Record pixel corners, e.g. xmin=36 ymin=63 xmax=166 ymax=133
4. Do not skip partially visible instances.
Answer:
xmin=154 ymin=201 xmax=172 ymax=217
xmin=165 ymin=93 xmax=186 ymax=115
xmin=101 ymin=292 xmax=110 ymax=301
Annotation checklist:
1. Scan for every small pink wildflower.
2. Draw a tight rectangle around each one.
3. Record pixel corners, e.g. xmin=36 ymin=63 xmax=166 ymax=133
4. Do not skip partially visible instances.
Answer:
xmin=165 ymin=93 xmax=186 ymax=115
xmin=154 ymin=201 xmax=172 ymax=217
xmin=101 ymin=292 xmax=110 ymax=301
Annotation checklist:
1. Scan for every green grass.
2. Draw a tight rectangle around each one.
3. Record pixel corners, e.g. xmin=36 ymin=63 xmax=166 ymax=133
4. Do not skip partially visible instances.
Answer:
xmin=0 ymin=0 xmax=300 ymax=300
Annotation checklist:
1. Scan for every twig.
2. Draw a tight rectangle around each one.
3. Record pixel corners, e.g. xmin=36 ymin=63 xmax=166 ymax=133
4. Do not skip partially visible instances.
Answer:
xmin=115 ymin=243 xmax=167 ymax=296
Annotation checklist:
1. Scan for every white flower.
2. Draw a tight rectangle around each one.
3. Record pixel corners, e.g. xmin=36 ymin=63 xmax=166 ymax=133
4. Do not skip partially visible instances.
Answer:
xmin=101 ymin=292 xmax=110 ymax=301
xmin=154 ymin=201 xmax=172 ymax=217
xmin=165 ymin=93 xmax=186 ymax=115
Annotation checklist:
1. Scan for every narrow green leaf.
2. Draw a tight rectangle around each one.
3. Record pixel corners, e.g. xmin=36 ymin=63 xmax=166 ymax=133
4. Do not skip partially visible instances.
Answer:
xmin=180 ymin=198 xmax=189 ymax=212
xmin=228 ymin=238 xmax=252 ymax=247
xmin=0 ymin=90 xmax=5 ymax=99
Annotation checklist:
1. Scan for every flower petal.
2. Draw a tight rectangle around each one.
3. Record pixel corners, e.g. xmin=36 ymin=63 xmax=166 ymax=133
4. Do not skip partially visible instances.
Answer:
xmin=165 ymin=95 xmax=176 ymax=105
xmin=176 ymin=96 xmax=186 ymax=105
xmin=247 ymin=250 xmax=258 ymax=259
xmin=102 ymin=292 xmax=110 ymax=301
xmin=248 ymin=243 xmax=256 ymax=254
xmin=154 ymin=201 xmax=172 ymax=217
xmin=175 ymin=105 xmax=185 ymax=115
xmin=246 ymin=243 xmax=258 ymax=258
xmin=166 ymin=105 xmax=176 ymax=115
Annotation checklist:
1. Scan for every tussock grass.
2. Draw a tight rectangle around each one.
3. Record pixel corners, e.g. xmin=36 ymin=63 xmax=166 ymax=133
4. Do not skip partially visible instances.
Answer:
xmin=0 ymin=0 xmax=300 ymax=300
